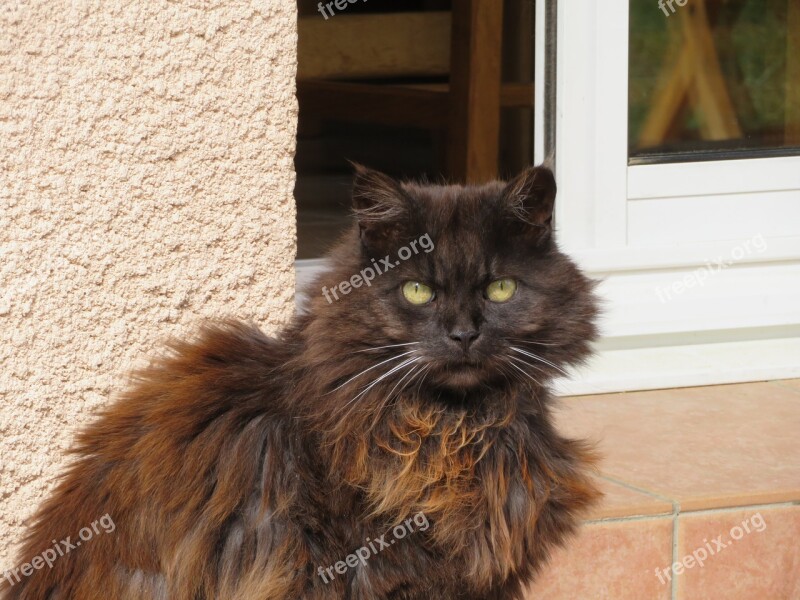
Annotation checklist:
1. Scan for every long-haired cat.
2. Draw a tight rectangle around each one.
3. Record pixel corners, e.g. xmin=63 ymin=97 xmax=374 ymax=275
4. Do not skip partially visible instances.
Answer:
xmin=2 ymin=165 xmax=600 ymax=600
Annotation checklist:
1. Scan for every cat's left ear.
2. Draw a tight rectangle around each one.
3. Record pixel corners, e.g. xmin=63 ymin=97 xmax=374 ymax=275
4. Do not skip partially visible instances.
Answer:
xmin=351 ymin=164 xmax=411 ymax=248
xmin=501 ymin=166 xmax=556 ymax=236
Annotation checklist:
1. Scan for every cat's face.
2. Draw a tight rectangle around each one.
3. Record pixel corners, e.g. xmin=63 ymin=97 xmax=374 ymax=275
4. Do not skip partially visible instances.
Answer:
xmin=315 ymin=166 xmax=598 ymax=397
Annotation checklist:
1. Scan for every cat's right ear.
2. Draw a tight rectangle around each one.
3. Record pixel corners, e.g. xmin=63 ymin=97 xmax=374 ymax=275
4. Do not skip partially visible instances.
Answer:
xmin=500 ymin=165 xmax=556 ymax=242
xmin=351 ymin=164 xmax=411 ymax=249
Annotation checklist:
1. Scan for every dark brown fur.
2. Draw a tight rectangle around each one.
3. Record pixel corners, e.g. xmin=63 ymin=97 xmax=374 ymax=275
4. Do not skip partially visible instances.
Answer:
xmin=2 ymin=166 xmax=601 ymax=599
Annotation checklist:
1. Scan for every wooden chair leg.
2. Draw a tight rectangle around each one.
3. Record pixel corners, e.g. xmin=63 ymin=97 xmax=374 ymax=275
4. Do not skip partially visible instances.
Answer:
xmin=447 ymin=0 xmax=504 ymax=184
xmin=637 ymin=0 xmax=742 ymax=149
xmin=684 ymin=0 xmax=742 ymax=140
xmin=638 ymin=48 xmax=694 ymax=148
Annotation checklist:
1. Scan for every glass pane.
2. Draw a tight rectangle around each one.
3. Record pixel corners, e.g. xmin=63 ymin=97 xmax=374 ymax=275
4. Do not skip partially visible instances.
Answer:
xmin=629 ymin=0 xmax=800 ymax=162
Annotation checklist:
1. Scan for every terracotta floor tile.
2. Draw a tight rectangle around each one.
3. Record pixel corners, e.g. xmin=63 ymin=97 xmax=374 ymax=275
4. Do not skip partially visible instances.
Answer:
xmin=555 ymin=382 xmax=800 ymax=511
xmin=588 ymin=476 xmax=673 ymax=520
xmin=676 ymin=505 xmax=800 ymax=599
xmin=527 ymin=517 xmax=673 ymax=600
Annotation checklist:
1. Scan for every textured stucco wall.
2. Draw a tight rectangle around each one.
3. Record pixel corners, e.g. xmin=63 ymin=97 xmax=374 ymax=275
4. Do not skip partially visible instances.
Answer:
xmin=0 ymin=0 xmax=298 ymax=566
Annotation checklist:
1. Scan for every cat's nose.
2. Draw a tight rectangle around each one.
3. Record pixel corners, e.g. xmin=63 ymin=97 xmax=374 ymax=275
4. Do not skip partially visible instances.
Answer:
xmin=449 ymin=330 xmax=480 ymax=352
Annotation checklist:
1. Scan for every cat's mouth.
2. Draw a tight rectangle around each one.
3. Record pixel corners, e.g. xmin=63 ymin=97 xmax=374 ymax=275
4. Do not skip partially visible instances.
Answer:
xmin=444 ymin=367 xmax=484 ymax=389
xmin=433 ymin=358 xmax=492 ymax=390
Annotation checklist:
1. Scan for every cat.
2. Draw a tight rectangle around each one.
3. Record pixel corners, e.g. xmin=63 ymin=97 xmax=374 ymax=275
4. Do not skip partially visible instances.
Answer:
xmin=1 ymin=164 xmax=601 ymax=600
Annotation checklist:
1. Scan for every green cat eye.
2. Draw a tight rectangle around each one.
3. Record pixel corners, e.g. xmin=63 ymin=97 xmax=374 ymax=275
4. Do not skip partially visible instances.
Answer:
xmin=402 ymin=281 xmax=434 ymax=305
xmin=486 ymin=278 xmax=517 ymax=303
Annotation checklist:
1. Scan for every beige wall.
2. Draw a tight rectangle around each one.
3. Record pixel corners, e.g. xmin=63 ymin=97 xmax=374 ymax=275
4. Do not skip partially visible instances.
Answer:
xmin=0 ymin=1 xmax=297 ymax=565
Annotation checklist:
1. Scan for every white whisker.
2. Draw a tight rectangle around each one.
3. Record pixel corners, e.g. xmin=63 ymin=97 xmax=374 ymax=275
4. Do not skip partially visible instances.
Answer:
xmin=340 ymin=356 xmax=422 ymax=413
xmin=510 ymin=346 xmax=570 ymax=378
xmin=502 ymin=359 xmax=545 ymax=412
xmin=506 ymin=356 xmax=544 ymax=387
xmin=357 ymin=342 xmax=420 ymax=353
xmin=330 ymin=350 xmax=417 ymax=392
xmin=509 ymin=338 xmax=559 ymax=347
xmin=385 ymin=363 xmax=421 ymax=402
xmin=505 ymin=359 xmax=539 ymax=388
xmin=413 ymin=365 xmax=431 ymax=397
xmin=508 ymin=353 xmax=548 ymax=374
xmin=366 ymin=363 xmax=422 ymax=431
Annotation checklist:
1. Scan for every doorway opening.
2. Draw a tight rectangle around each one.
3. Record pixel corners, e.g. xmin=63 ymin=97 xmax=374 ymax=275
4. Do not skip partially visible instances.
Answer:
xmin=295 ymin=0 xmax=537 ymax=258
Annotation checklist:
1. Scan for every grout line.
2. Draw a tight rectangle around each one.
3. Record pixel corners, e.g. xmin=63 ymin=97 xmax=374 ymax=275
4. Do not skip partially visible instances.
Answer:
xmin=584 ymin=478 xmax=799 ymax=598
xmin=675 ymin=500 xmax=800 ymax=516
xmin=596 ymin=474 xmax=800 ymax=514
xmin=596 ymin=469 xmax=681 ymax=599
xmin=597 ymin=473 xmax=679 ymax=507
xmin=583 ymin=513 xmax=671 ymax=525
xmin=587 ymin=385 xmax=798 ymax=599
xmin=671 ymin=511 xmax=678 ymax=600
xmin=581 ymin=500 xmax=800 ymax=525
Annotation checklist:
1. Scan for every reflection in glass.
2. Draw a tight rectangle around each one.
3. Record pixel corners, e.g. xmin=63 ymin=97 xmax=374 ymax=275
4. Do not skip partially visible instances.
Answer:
xmin=629 ymin=0 xmax=800 ymax=161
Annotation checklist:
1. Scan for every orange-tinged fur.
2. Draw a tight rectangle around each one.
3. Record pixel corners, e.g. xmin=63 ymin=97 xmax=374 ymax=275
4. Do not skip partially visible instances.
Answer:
xmin=4 ymin=166 xmax=601 ymax=599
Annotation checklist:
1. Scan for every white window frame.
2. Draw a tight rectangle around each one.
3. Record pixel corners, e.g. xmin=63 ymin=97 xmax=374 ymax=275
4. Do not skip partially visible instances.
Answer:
xmin=541 ymin=0 xmax=800 ymax=394
xmin=296 ymin=0 xmax=800 ymax=395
